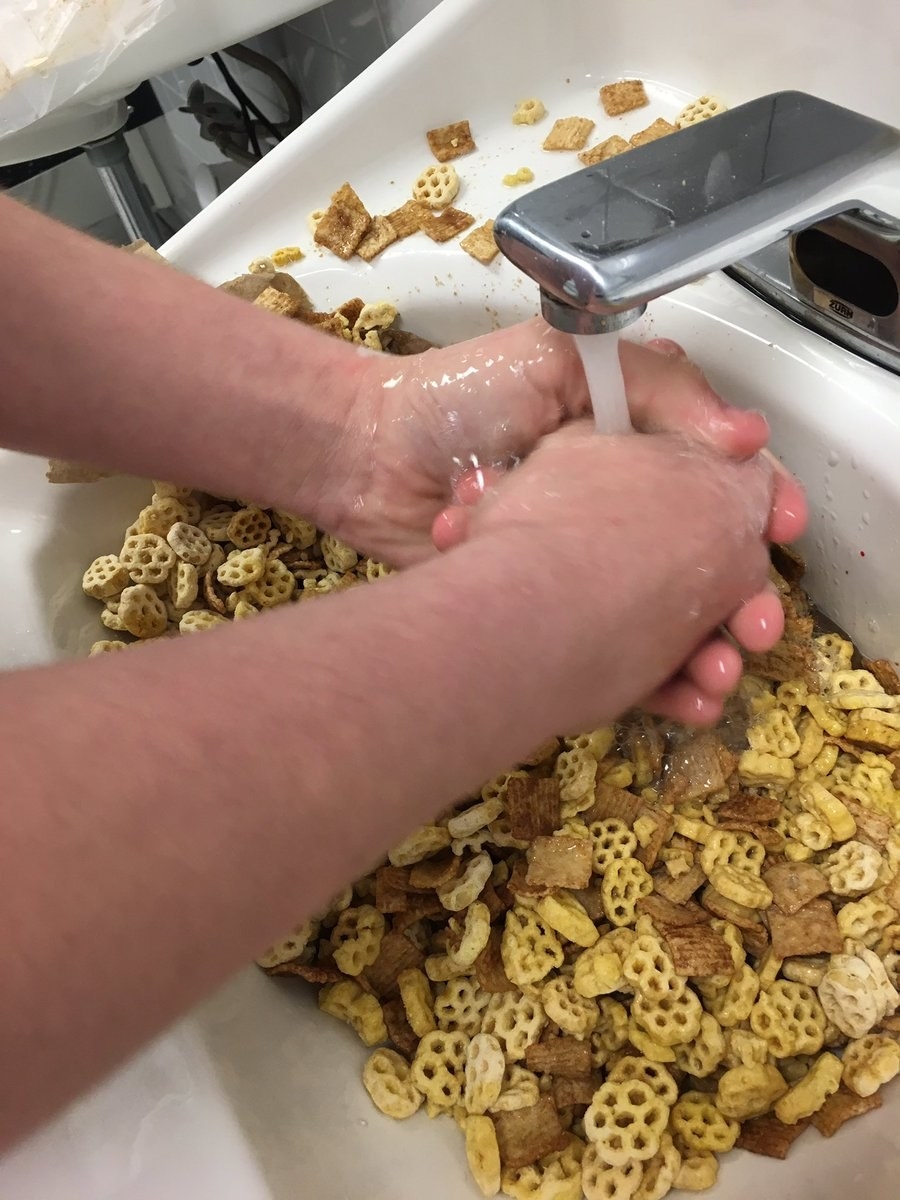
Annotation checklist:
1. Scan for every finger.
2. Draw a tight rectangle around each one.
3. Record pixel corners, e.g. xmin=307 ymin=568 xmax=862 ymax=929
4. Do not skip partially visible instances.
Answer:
xmin=763 ymin=454 xmax=808 ymax=544
xmin=432 ymin=506 xmax=470 ymax=553
xmin=643 ymin=678 xmax=726 ymax=726
xmin=727 ymin=588 xmax=785 ymax=653
xmin=453 ymin=464 xmax=504 ymax=506
xmin=619 ymin=340 xmax=770 ymax=458
xmin=683 ymin=638 xmax=744 ymax=697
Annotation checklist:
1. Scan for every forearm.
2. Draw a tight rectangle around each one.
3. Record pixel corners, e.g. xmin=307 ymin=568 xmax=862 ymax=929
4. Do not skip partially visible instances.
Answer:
xmin=0 ymin=194 xmax=363 ymax=526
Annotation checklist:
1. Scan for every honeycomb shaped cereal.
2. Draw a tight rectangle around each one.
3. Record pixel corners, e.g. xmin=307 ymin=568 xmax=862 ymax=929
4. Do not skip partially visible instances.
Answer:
xmin=489 ymin=1064 xmax=540 ymax=1113
xmin=168 ymin=561 xmax=199 ymax=611
xmin=256 ymin=919 xmax=319 ymax=968
xmin=794 ymin=715 xmax=826 ymax=767
xmin=816 ymin=632 xmax=854 ymax=672
xmin=592 ymin=998 xmax=630 ymax=1060
xmin=676 ymin=95 xmax=727 ymax=127
xmin=672 ymin=1012 xmax=726 ymax=1078
xmin=365 ymin=559 xmax=394 ymax=582
xmin=737 ymin=750 xmax=795 ymax=787
xmin=818 ymin=952 xmax=889 ymax=1038
xmin=331 ymin=904 xmax=385 ymax=976
xmin=632 ymin=983 xmax=703 ymax=1047
xmin=179 ymin=609 xmax=228 ymax=634
xmin=823 ymin=840 xmax=883 ymax=897
xmin=435 ymin=977 xmax=491 ymax=1037
xmin=89 ymin=640 xmax=128 ymax=655
xmin=704 ymin=964 xmax=760 ymax=1028
xmin=589 ymin=818 xmax=638 ymax=874
xmin=272 ymin=508 xmax=318 ymax=549
xmin=841 ymin=1034 xmax=900 ymax=1097
xmin=152 ymin=481 xmax=193 ymax=502
xmin=699 ymin=829 xmax=765 ymax=878
xmin=631 ymin=1131 xmax=680 ymax=1200
xmin=438 ymin=850 xmax=492 ymax=911
xmin=748 ymin=708 xmax=801 ymax=758
xmin=627 ymin=1024 xmax=677 ymax=1065
xmin=574 ymin=944 xmax=627 ymax=999
xmin=670 ymin=1091 xmax=738 ymax=1153
xmin=708 ymin=864 xmax=772 ymax=910
xmin=512 ymin=97 xmax=547 ymax=126
xmin=584 ymin=1078 xmax=669 ymax=1166
xmin=798 ymin=781 xmax=857 ymax=842
xmin=448 ymin=901 xmax=492 ymax=968
xmin=607 ymin=1056 xmax=678 ymax=1106
xmin=502 ymin=906 xmax=564 ymax=987
xmin=397 ymin=967 xmax=436 ymax=1037
xmin=319 ymin=532 xmax=359 ymax=574
xmin=536 ymin=892 xmax=599 ymax=948
xmin=789 ymin=811 xmax=834 ymax=851
xmin=412 ymin=163 xmax=460 ymax=209
xmin=715 ymin=1063 xmax=788 ymax=1120
xmin=137 ymin=497 xmax=188 ymax=538
xmin=224 ymin=506 xmax=272 ymax=550
xmin=83 ymin=555 xmax=129 ymax=600
xmin=388 ymin=824 xmax=450 ymax=866
xmin=830 ymin=668 xmax=897 ymax=711
xmin=774 ymin=1052 xmax=843 ymax=1124
xmin=481 ymin=991 xmax=546 ymax=1062
xmin=217 ymin=546 xmax=266 ymax=589
xmin=674 ymin=1151 xmax=718 ymax=1193
xmin=447 ymin=798 xmax=504 ymax=840
xmin=622 ymin=937 xmax=678 ymax=1003
xmin=749 ymin=981 xmax=826 ymax=1057
xmin=118 ymin=584 xmax=167 ymax=639
xmin=465 ymin=1113 xmax=501 ymax=1198
xmin=362 ymin=1047 xmax=423 ymax=1120
xmin=464 ymin=1032 xmax=506 ymax=1114
xmin=119 ymin=533 xmax=175 ymax=586
xmin=248 ymin=558 xmax=297 ymax=608
xmin=556 ymin=746 xmax=598 ymax=808
xmin=411 ymin=1029 xmax=469 ymax=1111
xmin=601 ymin=859 xmax=653 ymax=927
xmin=501 ymin=1136 xmax=584 ymax=1200
xmin=541 ymin=975 xmax=599 ymax=1039
xmin=848 ymin=760 xmax=896 ymax=808
xmin=165 ymin=521 xmax=212 ymax=567
xmin=837 ymin=892 xmax=896 ymax=946
xmin=582 ymin=1145 xmax=643 ymax=1200
xmin=318 ymin=979 xmax=387 ymax=1046
xmin=482 ymin=769 xmax=529 ymax=804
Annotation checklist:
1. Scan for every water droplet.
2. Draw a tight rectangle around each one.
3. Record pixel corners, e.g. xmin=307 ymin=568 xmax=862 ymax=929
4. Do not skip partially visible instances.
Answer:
xmin=863 ymin=488 xmax=872 ymax=500
xmin=359 ymin=1119 xmax=369 ymax=1128
xmin=825 ymin=489 xmax=834 ymax=502
xmin=868 ymin=618 xmax=880 ymax=633
xmin=827 ymin=450 xmax=840 ymax=466
xmin=850 ymin=455 xmax=858 ymax=469
xmin=862 ymin=512 xmax=871 ymax=526
xmin=831 ymin=535 xmax=839 ymax=546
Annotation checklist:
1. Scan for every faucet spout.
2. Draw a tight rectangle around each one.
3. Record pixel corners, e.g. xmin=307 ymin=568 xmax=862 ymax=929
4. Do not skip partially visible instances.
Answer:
xmin=494 ymin=91 xmax=900 ymax=333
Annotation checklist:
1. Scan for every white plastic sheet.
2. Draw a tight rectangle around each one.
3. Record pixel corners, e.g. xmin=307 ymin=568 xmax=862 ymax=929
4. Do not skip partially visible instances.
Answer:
xmin=0 ymin=0 xmax=173 ymax=136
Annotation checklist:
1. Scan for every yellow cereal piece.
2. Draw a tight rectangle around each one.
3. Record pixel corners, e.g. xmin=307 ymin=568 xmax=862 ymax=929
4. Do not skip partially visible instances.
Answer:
xmin=672 ymin=816 xmax=713 ymax=844
xmin=481 ymin=991 xmax=546 ymax=1063
xmin=749 ymin=981 xmax=826 ymax=1057
xmin=541 ymin=974 xmax=599 ymax=1039
xmin=82 ymin=554 xmax=130 ymax=600
xmin=748 ymin=709 xmax=801 ymax=757
xmin=709 ymin=864 xmax=772 ymax=910
xmin=271 ymin=245 xmax=304 ymax=267
xmin=556 ymin=745 xmax=598 ymax=807
xmin=503 ymin=167 xmax=535 ymax=186
xmin=397 ymin=967 xmax=436 ymax=1038
xmin=589 ymin=817 xmax=638 ymax=873
xmin=435 ymin=977 xmax=490 ymax=1038
xmin=798 ymin=781 xmax=857 ymax=842
xmin=705 ymin=964 xmax=760 ymax=1028
xmin=775 ymin=1052 xmax=843 ymax=1124
xmin=464 ymin=1032 xmax=506 ymax=1115
xmin=738 ymin=749 xmax=795 ymax=787
xmin=465 ymin=1114 xmax=501 ymax=1197
xmin=489 ymin=1064 xmax=540 ymax=1113
xmin=671 ymin=1091 xmax=738 ymax=1154
xmin=574 ymin=945 xmax=626 ymax=998
xmin=632 ymin=981 xmax=703 ymax=1047
xmin=512 ymin=97 xmax=546 ymax=125
xmin=716 ymin=1063 xmax=788 ymax=1120
xmin=412 ymin=1030 xmax=470 ymax=1112
xmin=607 ymin=1056 xmax=679 ymax=1105
xmin=837 ymin=892 xmax=897 ymax=947
xmin=841 ymin=1034 xmax=900 ymax=1097
xmin=502 ymin=905 xmax=564 ymax=986
xmin=628 ymin=1021 xmax=678 ymax=1063
xmin=389 ymin=824 xmax=452 ymax=867
xmin=794 ymin=715 xmax=825 ymax=767
xmin=602 ymin=858 xmax=653 ymax=926
xmin=622 ymin=936 xmax=678 ymax=1002
xmin=362 ymin=1048 xmax=423 ymax=1120
xmin=585 ymin=1079 xmax=669 ymax=1165
xmin=807 ymin=694 xmax=848 ymax=736
xmin=448 ymin=901 xmax=492 ymax=968
xmin=677 ymin=95 xmax=727 ymax=127
xmin=537 ymin=891 xmax=599 ymax=948
xmin=319 ymin=980 xmax=387 ymax=1047
xmin=673 ymin=1013 xmax=726 ymax=1079
xmin=675 ymin=1151 xmax=718 ymax=1192
xmin=331 ymin=904 xmax=385 ymax=976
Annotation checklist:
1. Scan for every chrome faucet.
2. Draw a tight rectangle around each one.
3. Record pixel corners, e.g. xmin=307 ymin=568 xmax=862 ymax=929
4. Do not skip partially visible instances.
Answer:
xmin=493 ymin=92 xmax=900 ymax=336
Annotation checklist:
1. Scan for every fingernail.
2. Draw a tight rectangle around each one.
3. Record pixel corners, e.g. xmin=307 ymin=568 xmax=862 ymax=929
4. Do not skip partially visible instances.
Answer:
xmin=644 ymin=338 xmax=686 ymax=358
xmin=760 ymin=447 xmax=792 ymax=478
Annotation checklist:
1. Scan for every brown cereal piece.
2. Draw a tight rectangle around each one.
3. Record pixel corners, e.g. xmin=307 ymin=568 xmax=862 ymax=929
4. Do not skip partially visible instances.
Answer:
xmin=743 ymin=922 xmax=772 ymax=959
xmin=82 ymin=555 xmax=130 ymax=600
xmin=475 ymin=928 xmax=516 ymax=994
xmin=638 ymin=895 xmax=709 ymax=929
xmin=663 ymin=924 xmax=734 ymax=977
xmin=460 ymin=221 xmax=501 ymax=266
xmin=491 ymin=1097 xmax=568 ymax=1169
xmin=629 ymin=118 xmax=678 ymax=148
xmin=767 ymin=899 xmax=843 ymax=959
xmin=735 ymin=1114 xmax=811 ymax=1159
xmin=653 ymin=864 xmax=707 ymax=907
xmin=253 ymin=288 xmax=306 ymax=318
xmin=526 ymin=836 xmax=593 ymax=890
xmin=409 ymin=851 xmax=461 ymax=891
xmin=46 ymin=459 xmax=114 ymax=484
xmin=578 ymin=135 xmax=631 ymax=166
xmin=600 ymin=79 xmax=649 ymax=117
xmin=363 ymin=930 xmax=425 ymax=998
xmin=268 ymin=960 xmax=344 ymax=985
xmin=718 ymin=793 xmax=783 ymax=824
xmin=384 ymin=200 xmax=424 ymax=240
xmin=862 ymin=658 xmax=900 ymax=694
xmin=119 ymin=534 xmax=175 ymax=586
xmin=393 ymin=896 xmax=445 ymax=932
xmin=570 ymin=885 xmax=607 ymax=924
xmin=227 ymin=507 xmax=272 ymax=549
xmin=356 ymin=216 xmax=399 ymax=262
xmin=375 ymin=866 xmax=413 ymax=913
xmin=762 ymin=862 xmax=829 ymax=915
xmin=542 ymin=117 xmax=595 ymax=151
xmin=416 ymin=205 xmax=476 ymax=243
xmin=383 ymin=328 xmax=435 ymax=356
xmin=745 ymin=620 xmax=819 ymax=689
xmin=701 ymin=885 xmax=764 ymax=933
xmin=718 ymin=820 xmax=784 ymax=851
xmin=203 ymin=565 xmax=228 ymax=615
xmin=382 ymin=997 xmax=421 ymax=1060
xmin=552 ymin=1076 xmax=597 ymax=1111
xmin=118 ymin=584 xmax=167 ymax=639
xmin=811 ymin=1086 xmax=883 ymax=1137
xmin=480 ymin=880 xmax=510 ymax=923
xmin=506 ymin=776 xmax=561 ymax=841
xmin=525 ymin=1037 xmax=592 ymax=1078
xmin=661 ymin=733 xmax=735 ymax=804
xmin=585 ymin=781 xmax=644 ymax=827
xmin=90 ymin=640 xmax=128 ymax=656
xmin=427 ymin=120 xmax=477 ymax=163
xmin=636 ymin=808 xmax=674 ymax=872
xmin=314 ymin=183 xmax=373 ymax=260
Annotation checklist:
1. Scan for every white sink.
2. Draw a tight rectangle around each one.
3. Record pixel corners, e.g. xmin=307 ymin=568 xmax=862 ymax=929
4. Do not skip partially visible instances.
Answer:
xmin=1 ymin=0 xmax=899 ymax=1196
xmin=0 ymin=0 xmax=331 ymax=164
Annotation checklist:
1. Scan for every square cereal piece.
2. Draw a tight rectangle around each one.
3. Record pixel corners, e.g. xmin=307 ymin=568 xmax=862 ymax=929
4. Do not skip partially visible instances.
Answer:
xmin=768 ymin=898 xmax=843 ymax=959
xmin=578 ymin=135 xmax=631 ymax=166
xmin=314 ymin=183 xmax=373 ymax=260
xmin=461 ymin=220 xmax=501 ymax=265
xmin=526 ymin=835 xmax=593 ymax=890
xmin=638 ymin=894 xmax=710 ymax=929
xmin=475 ymin=928 xmax=516 ymax=993
xmin=863 ymin=657 xmax=900 ymax=694
xmin=363 ymin=930 xmax=424 ymax=997
xmin=812 ymin=1087 xmax=883 ymax=1138
xmin=701 ymin=884 xmax=764 ymax=933
xmin=416 ymin=204 xmax=476 ymax=243
xmin=525 ymin=1037 xmax=592 ymax=1078
xmin=268 ymin=959 xmax=344 ymax=984
xmin=736 ymin=1115 xmax=811 ymax=1160
xmin=427 ymin=120 xmax=477 ymax=162
xmin=357 ymin=215 xmax=399 ymax=262
xmin=552 ymin=1076 xmax=597 ymax=1110
xmin=385 ymin=201 xmax=423 ymax=240
xmin=375 ymin=865 xmax=412 ymax=913
xmin=762 ymin=862 xmax=829 ymax=915
xmin=629 ymin=118 xmax=679 ymax=148
xmin=584 ymin=781 xmax=643 ymax=827
xmin=635 ymin=807 xmax=674 ymax=871
xmin=491 ymin=1097 xmax=568 ymax=1169
xmin=600 ymin=79 xmax=649 ymax=117
xmin=653 ymin=863 xmax=707 ymax=907
xmin=718 ymin=793 xmax=783 ymax=824
xmin=663 ymin=923 xmax=735 ymax=977
xmin=382 ymin=997 xmax=420 ymax=1060
xmin=542 ymin=116 xmax=595 ymax=152
xmin=505 ymin=775 xmax=561 ymax=841
xmin=408 ymin=850 xmax=461 ymax=891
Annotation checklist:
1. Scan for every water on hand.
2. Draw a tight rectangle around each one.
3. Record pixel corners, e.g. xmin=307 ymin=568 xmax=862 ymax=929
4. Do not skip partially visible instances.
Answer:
xmin=575 ymin=331 xmax=632 ymax=435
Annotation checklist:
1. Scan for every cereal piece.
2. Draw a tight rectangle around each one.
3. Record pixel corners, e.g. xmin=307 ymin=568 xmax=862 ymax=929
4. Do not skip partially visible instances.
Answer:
xmin=589 ymin=817 xmax=638 ymax=874
xmin=672 ymin=1012 xmax=726 ymax=1078
xmin=607 ymin=1056 xmax=678 ymax=1106
xmin=556 ymin=746 xmax=599 ymax=806
xmin=89 ymin=640 xmax=128 ymax=655
xmin=83 ymin=555 xmax=129 ymax=600
xmin=582 ymin=1146 xmax=643 ymax=1200
xmin=735 ymin=1113 xmax=810 ymax=1158
xmin=525 ymin=1036 xmax=592 ymax=1078
xmin=482 ymin=991 xmax=546 ymax=1062
xmin=635 ymin=809 xmax=674 ymax=872
xmin=119 ymin=533 xmax=175 ymax=587
xmin=811 ymin=1086 xmax=883 ymax=1135
xmin=541 ymin=975 xmax=599 ymax=1039
xmin=465 ymin=1032 xmax=507 ymax=1114
xmin=586 ymin=781 xmax=644 ymax=827
xmin=536 ymin=892 xmax=599 ymax=948
xmin=738 ymin=749 xmax=796 ymax=787
xmin=637 ymin=895 xmax=709 ymax=930
xmin=761 ymin=861 xmax=829 ymax=914
xmin=527 ymin=836 xmax=593 ymax=890
xmin=818 ymin=949 xmax=898 ymax=1038
xmin=573 ymin=943 xmax=626 ymax=998
xmin=502 ymin=167 xmax=535 ymax=187
xmin=602 ymin=858 xmax=653 ymax=926
xmin=750 ymin=981 xmax=826 ymax=1057
xmin=622 ymin=936 xmax=678 ymax=1001
xmin=362 ymin=1047 xmax=423 ymax=1119
xmin=837 ymin=892 xmax=896 ymax=945
xmin=248 ymin=558 xmax=296 ymax=608
xmin=704 ymin=963 xmax=760 ymax=1027
xmin=841 ymin=1033 xmax=900 ymax=1097
xmin=256 ymin=919 xmax=319 ymax=969
xmin=502 ymin=906 xmax=564 ymax=987
xmin=319 ymin=979 xmax=387 ymax=1047
xmin=506 ymin=776 xmax=561 ymax=841
xmin=438 ymin=851 xmax=492 ymax=911
xmin=490 ymin=1065 xmax=541 ymax=1113
xmin=662 ymin=924 xmax=734 ymax=977
xmin=708 ymin=865 xmax=772 ymax=910
xmin=578 ymin=135 xmax=631 ymax=166
xmin=364 ymin=930 xmax=425 ymax=997
xmin=654 ymin=864 xmax=707 ymax=907
xmin=674 ymin=1151 xmax=717 ymax=1193
xmin=699 ymin=829 xmax=765 ymax=877
xmin=552 ymin=1075 xmax=596 ymax=1109
xmin=716 ymin=1063 xmax=788 ymax=1120
xmin=436 ymin=977 xmax=491 ymax=1037
xmin=599 ymin=80 xmax=649 ymax=117
xmin=629 ymin=119 xmax=678 ymax=148
xmin=217 ymin=546 xmax=266 ymax=589
xmin=412 ymin=163 xmax=460 ymax=209
xmin=448 ymin=800 xmax=504 ymax=840
xmin=411 ymin=1029 xmax=469 ymax=1112
xmin=448 ymin=901 xmax=492 ymax=970
xmin=179 ymin=610 xmax=228 ymax=634
xmin=331 ymin=905 xmax=385 ymax=976
xmin=512 ymin=98 xmax=546 ymax=125
xmin=474 ymin=929 xmax=515 ymax=995
xmin=415 ymin=204 xmax=476 ymax=243
xmin=353 ymin=215 xmax=398 ymax=263
xmin=397 ymin=966 xmax=435 ymax=1037
xmin=677 ymin=96 xmax=727 ymax=127
xmin=670 ymin=1091 xmax=738 ymax=1154
xmin=844 ymin=710 xmax=900 ymax=752
xmin=116 ymin=584 xmax=166 ymax=639
xmin=460 ymin=220 xmax=501 ymax=266
xmin=585 ymin=1078 xmax=668 ymax=1165
xmin=492 ymin=1096 xmax=568 ymax=1170
xmin=768 ymin=898 xmax=843 ymax=959
xmin=136 ymin=498 xmax=188 ymax=537
xmin=427 ymin=120 xmax=476 ymax=163
xmin=466 ymin=1114 xmax=502 ymax=1196
xmin=166 ymin=522 xmax=212 ymax=568
xmin=775 ymin=1052 xmax=843 ymax=1123
xmin=389 ymin=826 xmax=451 ymax=869
xmin=314 ymin=183 xmax=372 ymax=260
xmin=631 ymin=1131 xmax=680 ymax=1200
xmin=226 ymin=507 xmax=271 ymax=550
xmin=632 ymin=981 xmax=703 ymax=1047
xmin=542 ymin=117 xmax=595 ymax=151
xmin=380 ymin=201 xmax=422 ymax=242
xmin=165 ymin=560 xmax=197 ymax=611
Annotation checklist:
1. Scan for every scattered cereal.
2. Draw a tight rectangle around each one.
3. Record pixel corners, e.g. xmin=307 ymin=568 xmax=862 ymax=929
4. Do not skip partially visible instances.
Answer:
xmin=600 ymin=79 xmax=649 ymax=117
xmin=542 ymin=116 xmax=595 ymax=152
xmin=512 ymin=98 xmax=546 ymax=125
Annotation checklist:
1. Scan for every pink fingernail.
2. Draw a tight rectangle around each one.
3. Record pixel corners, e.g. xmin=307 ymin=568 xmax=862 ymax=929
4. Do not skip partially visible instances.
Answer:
xmin=644 ymin=338 xmax=686 ymax=358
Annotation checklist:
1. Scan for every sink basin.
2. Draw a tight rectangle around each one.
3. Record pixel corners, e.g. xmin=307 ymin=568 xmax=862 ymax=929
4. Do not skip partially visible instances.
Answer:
xmin=0 ymin=0 xmax=330 ymax=165
xmin=1 ymin=0 xmax=899 ymax=1196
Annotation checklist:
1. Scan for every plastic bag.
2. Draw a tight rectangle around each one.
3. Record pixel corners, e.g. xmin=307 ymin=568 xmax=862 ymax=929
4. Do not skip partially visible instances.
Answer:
xmin=0 ymin=0 xmax=174 ymax=137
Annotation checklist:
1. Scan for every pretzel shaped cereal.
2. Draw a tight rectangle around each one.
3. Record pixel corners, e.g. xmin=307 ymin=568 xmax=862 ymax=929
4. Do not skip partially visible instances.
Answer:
xmin=119 ymin=533 xmax=176 ymax=586
xmin=536 ymin=892 xmax=599 ymax=948
xmin=541 ymin=975 xmax=600 ymax=1039
xmin=749 ymin=981 xmax=826 ymax=1057
xmin=489 ymin=1064 xmax=540 ymax=1113
xmin=601 ymin=859 xmax=653 ymax=927
xmin=716 ymin=1062 xmax=788 ymax=1120
xmin=481 ymin=991 xmax=546 ymax=1062
xmin=438 ymin=851 xmax=492 ymax=911
xmin=589 ymin=818 xmax=638 ymax=874
xmin=775 ymin=1052 xmax=843 ymax=1124
xmin=362 ymin=1048 xmax=423 ymax=1120
xmin=699 ymin=830 xmax=765 ymax=878
xmin=119 ymin=584 xmax=168 ymax=638
xmin=708 ymin=865 xmax=772 ymax=910
xmin=83 ymin=555 xmax=130 ymax=600
xmin=837 ymin=892 xmax=896 ymax=946
xmin=673 ymin=1012 xmax=726 ymax=1078
xmin=584 ymin=1078 xmax=669 ymax=1166
xmin=217 ymin=546 xmax=267 ymax=588
xmin=464 ymin=1032 xmax=506 ymax=1114
xmin=670 ymin=1091 xmax=739 ymax=1153
xmin=435 ymin=977 xmax=491 ymax=1037
xmin=841 ymin=1034 xmax=900 ymax=1097
xmin=748 ymin=708 xmax=801 ymax=757
xmin=330 ymin=905 xmax=385 ymax=976
xmin=502 ymin=906 xmax=564 ymax=987
xmin=622 ymin=936 xmax=679 ymax=1002
xmin=556 ymin=746 xmax=598 ymax=809
xmin=632 ymin=1131 xmax=681 ymax=1200
xmin=179 ymin=609 xmax=228 ymax=634
xmin=632 ymin=982 xmax=703 ymax=1047
xmin=704 ymin=964 xmax=760 ymax=1028
xmin=823 ymin=840 xmax=883 ymax=896
xmin=674 ymin=1151 xmax=718 ymax=1193
xmin=583 ymin=1145 xmax=643 ymax=1200
xmin=607 ymin=1056 xmax=678 ymax=1106
xmin=465 ymin=1114 xmax=501 ymax=1197
xmin=318 ymin=980 xmax=387 ymax=1046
